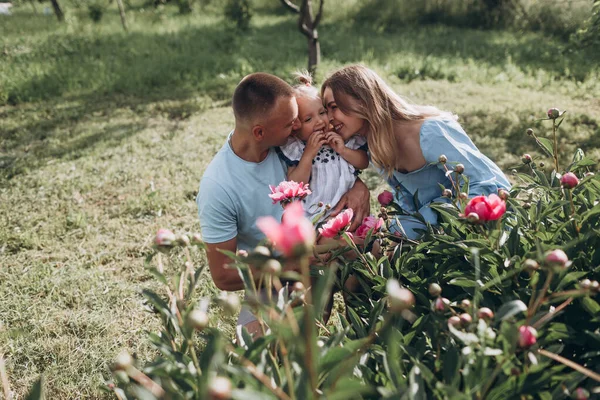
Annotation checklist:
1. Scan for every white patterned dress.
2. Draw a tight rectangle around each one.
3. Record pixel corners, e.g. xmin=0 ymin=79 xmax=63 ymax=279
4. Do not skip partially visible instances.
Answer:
xmin=277 ymin=135 xmax=368 ymax=220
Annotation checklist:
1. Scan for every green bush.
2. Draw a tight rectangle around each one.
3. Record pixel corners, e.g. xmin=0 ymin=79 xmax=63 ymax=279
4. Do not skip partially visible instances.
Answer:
xmin=110 ymin=110 xmax=599 ymax=398
xmin=224 ymin=0 xmax=252 ymax=31
xmin=87 ymin=3 xmax=104 ymax=22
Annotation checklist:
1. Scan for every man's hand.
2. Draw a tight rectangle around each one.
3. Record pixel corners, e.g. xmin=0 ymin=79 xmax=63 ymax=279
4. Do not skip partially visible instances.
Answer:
xmin=330 ymin=178 xmax=370 ymax=231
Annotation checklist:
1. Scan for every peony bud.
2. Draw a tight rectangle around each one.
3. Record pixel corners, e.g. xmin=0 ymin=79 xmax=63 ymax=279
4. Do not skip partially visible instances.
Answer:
xmin=478 ymin=307 xmax=494 ymax=320
xmin=521 ymin=154 xmax=532 ymax=164
xmin=466 ymin=212 xmax=480 ymax=223
xmin=263 ymin=259 xmax=282 ymax=276
xmin=591 ymin=280 xmax=599 ymax=292
xmin=378 ymin=190 xmax=394 ymax=206
xmin=208 ymin=376 xmax=232 ymax=400
xmin=442 ymin=189 xmax=453 ymax=198
xmin=584 ymin=172 xmax=595 ymax=177
xmin=454 ymin=164 xmax=465 ymax=174
xmin=387 ymin=279 xmax=415 ymax=313
xmin=448 ymin=316 xmax=461 ymax=327
xmin=547 ymin=108 xmax=560 ymax=119
xmin=579 ymin=279 xmax=591 ymax=290
xmin=498 ymin=189 xmax=509 ymax=200
xmin=539 ymin=162 xmax=545 ymax=168
xmin=560 ymin=172 xmax=579 ymax=189
xmin=292 ymin=281 xmax=305 ymax=293
xmin=523 ymin=259 xmax=539 ymax=272
xmin=459 ymin=313 xmax=472 ymax=325
xmin=218 ymin=292 xmax=241 ymax=315
xmin=523 ymin=202 xmax=531 ymax=209
xmin=518 ymin=325 xmax=537 ymax=348
xmin=460 ymin=299 xmax=471 ymax=310
xmin=434 ymin=297 xmax=450 ymax=312
xmin=237 ymin=249 xmax=248 ymax=257
xmin=191 ymin=233 xmax=203 ymax=245
xmin=428 ymin=283 xmax=442 ymax=297
xmin=154 ymin=228 xmax=176 ymax=249
xmin=188 ymin=309 xmax=209 ymax=331
xmin=545 ymin=249 xmax=570 ymax=268
xmin=177 ymin=234 xmax=190 ymax=246
xmin=526 ymin=128 xmax=533 ymax=136
xmin=572 ymin=387 xmax=589 ymax=400
xmin=459 ymin=192 xmax=468 ymax=200
xmin=252 ymin=246 xmax=271 ymax=257
xmin=114 ymin=351 xmax=133 ymax=371
xmin=438 ymin=154 xmax=447 ymax=164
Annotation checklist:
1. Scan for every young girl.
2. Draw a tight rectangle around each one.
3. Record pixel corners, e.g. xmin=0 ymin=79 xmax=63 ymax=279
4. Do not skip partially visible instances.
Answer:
xmin=320 ymin=65 xmax=510 ymax=239
xmin=277 ymin=72 xmax=369 ymax=220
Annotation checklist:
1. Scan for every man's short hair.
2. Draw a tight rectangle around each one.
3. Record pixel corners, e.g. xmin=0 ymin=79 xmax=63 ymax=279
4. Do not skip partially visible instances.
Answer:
xmin=232 ymin=73 xmax=294 ymax=123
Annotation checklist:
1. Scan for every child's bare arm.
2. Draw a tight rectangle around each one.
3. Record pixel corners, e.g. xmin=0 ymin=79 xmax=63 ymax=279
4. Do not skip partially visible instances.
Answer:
xmin=340 ymin=148 xmax=369 ymax=170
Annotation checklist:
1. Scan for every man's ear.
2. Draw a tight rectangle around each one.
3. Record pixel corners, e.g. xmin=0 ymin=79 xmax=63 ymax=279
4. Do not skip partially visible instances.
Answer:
xmin=251 ymin=125 xmax=265 ymax=141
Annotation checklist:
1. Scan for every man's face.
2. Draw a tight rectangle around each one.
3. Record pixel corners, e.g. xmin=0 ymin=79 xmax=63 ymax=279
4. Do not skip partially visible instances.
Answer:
xmin=262 ymin=96 xmax=300 ymax=147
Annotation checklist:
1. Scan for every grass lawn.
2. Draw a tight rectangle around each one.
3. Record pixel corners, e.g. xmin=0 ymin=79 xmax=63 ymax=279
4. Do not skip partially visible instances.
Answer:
xmin=0 ymin=3 xmax=599 ymax=397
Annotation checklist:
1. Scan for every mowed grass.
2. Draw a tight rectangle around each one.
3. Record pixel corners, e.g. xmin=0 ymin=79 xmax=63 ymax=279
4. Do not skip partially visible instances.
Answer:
xmin=1 ymin=2 xmax=599 ymax=398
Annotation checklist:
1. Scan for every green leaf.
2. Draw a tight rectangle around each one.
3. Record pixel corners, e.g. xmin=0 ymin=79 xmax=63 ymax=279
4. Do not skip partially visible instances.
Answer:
xmin=536 ymin=137 xmax=554 ymax=157
xmin=408 ymin=366 xmax=427 ymax=400
xmin=448 ymin=277 xmax=478 ymax=287
xmin=496 ymin=300 xmax=527 ymax=321
xmin=142 ymin=289 xmax=170 ymax=315
xmin=25 ymin=376 xmax=44 ymax=400
xmin=580 ymin=297 xmax=600 ymax=316
xmin=442 ymin=346 xmax=460 ymax=386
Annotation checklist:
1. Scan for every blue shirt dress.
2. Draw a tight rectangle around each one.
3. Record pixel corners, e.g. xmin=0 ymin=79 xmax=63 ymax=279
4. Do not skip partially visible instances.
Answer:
xmin=387 ymin=118 xmax=510 ymax=239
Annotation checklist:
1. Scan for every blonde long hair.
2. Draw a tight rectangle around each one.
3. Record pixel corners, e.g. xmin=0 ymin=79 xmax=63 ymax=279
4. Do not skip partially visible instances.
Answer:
xmin=321 ymin=65 xmax=456 ymax=175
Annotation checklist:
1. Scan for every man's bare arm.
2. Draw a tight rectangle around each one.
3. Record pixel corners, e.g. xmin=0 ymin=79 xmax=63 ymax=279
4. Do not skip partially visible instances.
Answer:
xmin=205 ymin=238 xmax=245 ymax=291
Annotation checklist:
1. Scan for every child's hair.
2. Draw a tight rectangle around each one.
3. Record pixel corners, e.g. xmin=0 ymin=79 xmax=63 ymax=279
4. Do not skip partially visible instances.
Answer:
xmin=321 ymin=64 xmax=456 ymax=175
xmin=292 ymin=70 xmax=320 ymax=102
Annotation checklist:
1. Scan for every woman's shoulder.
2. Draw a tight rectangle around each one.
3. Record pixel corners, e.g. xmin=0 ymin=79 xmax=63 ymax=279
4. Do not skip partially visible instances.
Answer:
xmin=419 ymin=117 xmax=473 ymax=160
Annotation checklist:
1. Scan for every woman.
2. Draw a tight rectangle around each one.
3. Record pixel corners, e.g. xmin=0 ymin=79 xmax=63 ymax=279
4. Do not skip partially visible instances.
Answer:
xmin=321 ymin=65 xmax=510 ymax=239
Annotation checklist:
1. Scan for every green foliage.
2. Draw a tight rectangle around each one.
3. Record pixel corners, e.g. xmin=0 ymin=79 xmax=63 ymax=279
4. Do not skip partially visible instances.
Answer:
xmin=87 ymin=3 xmax=104 ymax=22
xmin=113 ymin=113 xmax=599 ymax=398
xmin=224 ymin=0 xmax=252 ymax=31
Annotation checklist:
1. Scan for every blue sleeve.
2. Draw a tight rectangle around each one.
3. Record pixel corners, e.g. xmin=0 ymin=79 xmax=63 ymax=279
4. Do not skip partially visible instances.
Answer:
xmin=197 ymin=177 xmax=237 ymax=244
xmin=420 ymin=119 xmax=511 ymax=195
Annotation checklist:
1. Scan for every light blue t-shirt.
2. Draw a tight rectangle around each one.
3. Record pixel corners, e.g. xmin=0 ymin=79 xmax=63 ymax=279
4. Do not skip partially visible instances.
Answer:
xmin=387 ymin=118 xmax=511 ymax=239
xmin=197 ymin=134 xmax=287 ymax=251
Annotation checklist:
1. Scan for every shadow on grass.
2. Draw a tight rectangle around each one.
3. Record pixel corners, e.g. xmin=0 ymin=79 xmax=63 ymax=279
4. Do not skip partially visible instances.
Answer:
xmin=1 ymin=11 xmax=598 ymax=181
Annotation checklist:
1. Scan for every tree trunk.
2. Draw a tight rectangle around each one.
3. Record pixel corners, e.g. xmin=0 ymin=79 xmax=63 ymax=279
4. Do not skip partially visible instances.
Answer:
xmin=50 ymin=0 xmax=64 ymax=21
xmin=115 ymin=0 xmax=128 ymax=31
xmin=307 ymin=36 xmax=319 ymax=76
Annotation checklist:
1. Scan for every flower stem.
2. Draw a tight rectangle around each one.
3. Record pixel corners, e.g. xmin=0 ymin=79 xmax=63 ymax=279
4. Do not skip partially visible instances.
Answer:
xmin=300 ymin=256 xmax=318 ymax=397
xmin=553 ymin=120 xmax=559 ymax=172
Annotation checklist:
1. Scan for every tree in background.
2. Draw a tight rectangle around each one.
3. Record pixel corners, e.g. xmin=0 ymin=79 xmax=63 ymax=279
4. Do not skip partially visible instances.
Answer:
xmin=280 ymin=0 xmax=324 ymax=76
xmin=50 ymin=0 xmax=64 ymax=21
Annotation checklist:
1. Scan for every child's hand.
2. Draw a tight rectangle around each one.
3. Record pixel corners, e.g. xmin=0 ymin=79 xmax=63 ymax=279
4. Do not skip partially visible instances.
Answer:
xmin=326 ymin=132 xmax=346 ymax=155
xmin=304 ymin=132 xmax=327 ymax=159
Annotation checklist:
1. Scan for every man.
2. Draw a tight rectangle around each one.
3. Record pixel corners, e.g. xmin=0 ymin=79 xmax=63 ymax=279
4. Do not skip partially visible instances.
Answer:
xmin=197 ymin=73 xmax=369 ymax=335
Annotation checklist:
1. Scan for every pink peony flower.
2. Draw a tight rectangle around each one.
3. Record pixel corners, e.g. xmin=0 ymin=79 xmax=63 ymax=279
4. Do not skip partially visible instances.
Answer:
xmin=268 ymin=181 xmax=312 ymax=205
xmin=256 ymin=201 xmax=315 ymax=257
xmin=545 ymin=249 xmax=570 ymax=268
xmin=155 ymin=228 xmax=176 ymax=247
xmin=464 ymin=194 xmax=506 ymax=223
xmin=560 ymin=172 xmax=579 ymax=189
xmin=377 ymin=190 xmax=394 ymax=206
xmin=518 ymin=325 xmax=537 ymax=348
xmin=319 ymin=208 xmax=353 ymax=238
xmin=355 ymin=216 xmax=384 ymax=238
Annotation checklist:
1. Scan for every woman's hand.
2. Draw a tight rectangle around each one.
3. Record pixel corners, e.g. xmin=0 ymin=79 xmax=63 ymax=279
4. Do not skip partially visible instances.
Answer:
xmin=330 ymin=179 xmax=370 ymax=231
xmin=325 ymin=132 xmax=346 ymax=155
xmin=304 ymin=132 xmax=327 ymax=159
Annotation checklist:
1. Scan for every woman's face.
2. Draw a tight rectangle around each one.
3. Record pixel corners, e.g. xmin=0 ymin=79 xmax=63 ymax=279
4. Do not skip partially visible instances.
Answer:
xmin=294 ymin=96 xmax=328 ymax=142
xmin=323 ymin=87 xmax=368 ymax=139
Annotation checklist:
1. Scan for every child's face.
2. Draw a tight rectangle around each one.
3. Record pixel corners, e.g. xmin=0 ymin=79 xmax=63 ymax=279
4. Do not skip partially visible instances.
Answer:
xmin=294 ymin=96 xmax=329 ymax=142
